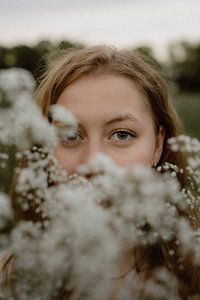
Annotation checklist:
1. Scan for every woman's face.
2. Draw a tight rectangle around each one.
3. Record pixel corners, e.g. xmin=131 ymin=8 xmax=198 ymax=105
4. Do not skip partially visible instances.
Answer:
xmin=54 ymin=74 xmax=165 ymax=174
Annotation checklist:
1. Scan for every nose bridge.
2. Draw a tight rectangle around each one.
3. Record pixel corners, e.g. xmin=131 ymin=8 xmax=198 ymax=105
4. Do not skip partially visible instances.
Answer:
xmin=82 ymin=136 xmax=103 ymax=164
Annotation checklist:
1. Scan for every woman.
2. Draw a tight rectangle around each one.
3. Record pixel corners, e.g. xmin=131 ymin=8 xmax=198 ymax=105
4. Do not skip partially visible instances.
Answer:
xmin=1 ymin=45 xmax=199 ymax=299
xmin=37 ymin=45 xmax=182 ymax=173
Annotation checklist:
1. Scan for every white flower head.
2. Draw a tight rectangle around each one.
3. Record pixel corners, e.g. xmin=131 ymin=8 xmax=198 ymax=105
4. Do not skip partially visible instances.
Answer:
xmin=50 ymin=105 xmax=77 ymax=128
xmin=0 ymin=192 xmax=12 ymax=230
xmin=0 ymin=68 xmax=35 ymax=105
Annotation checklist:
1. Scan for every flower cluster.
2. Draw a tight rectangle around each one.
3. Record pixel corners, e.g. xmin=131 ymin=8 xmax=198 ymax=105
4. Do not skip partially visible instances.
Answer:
xmin=0 ymin=69 xmax=200 ymax=300
xmin=0 ymin=68 xmax=57 ymax=149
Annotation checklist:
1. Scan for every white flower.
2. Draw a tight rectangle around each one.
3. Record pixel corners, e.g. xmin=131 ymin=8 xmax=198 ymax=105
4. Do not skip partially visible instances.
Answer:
xmin=50 ymin=104 xmax=77 ymax=128
xmin=0 ymin=192 xmax=12 ymax=230
xmin=0 ymin=68 xmax=35 ymax=105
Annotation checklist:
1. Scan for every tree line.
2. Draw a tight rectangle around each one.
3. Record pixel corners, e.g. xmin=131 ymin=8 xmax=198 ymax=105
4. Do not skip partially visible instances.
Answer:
xmin=0 ymin=39 xmax=200 ymax=92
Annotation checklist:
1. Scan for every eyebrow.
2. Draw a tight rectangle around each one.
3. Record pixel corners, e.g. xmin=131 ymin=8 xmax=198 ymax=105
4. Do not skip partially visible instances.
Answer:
xmin=105 ymin=114 xmax=142 ymax=126
xmin=54 ymin=114 xmax=142 ymax=129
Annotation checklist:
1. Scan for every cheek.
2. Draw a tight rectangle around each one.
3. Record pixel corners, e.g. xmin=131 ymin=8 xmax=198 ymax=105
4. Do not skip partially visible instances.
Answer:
xmin=109 ymin=140 xmax=156 ymax=167
xmin=53 ymin=146 xmax=79 ymax=174
xmin=111 ymin=152 xmax=154 ymax=168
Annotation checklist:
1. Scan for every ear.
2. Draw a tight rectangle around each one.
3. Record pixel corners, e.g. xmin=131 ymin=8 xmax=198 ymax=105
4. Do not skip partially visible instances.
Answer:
xmin=153 ymin=126 xmax=165 ymax=167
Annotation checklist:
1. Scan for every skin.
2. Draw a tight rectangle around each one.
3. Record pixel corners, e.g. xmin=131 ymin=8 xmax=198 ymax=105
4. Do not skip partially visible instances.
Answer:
xmin=54 ymin=74 xmax=165 ymax=174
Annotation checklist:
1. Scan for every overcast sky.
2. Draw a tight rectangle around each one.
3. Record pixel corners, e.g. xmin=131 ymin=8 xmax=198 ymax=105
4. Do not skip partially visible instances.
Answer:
xmin=0 ymin=0 xmax=200 ymax=60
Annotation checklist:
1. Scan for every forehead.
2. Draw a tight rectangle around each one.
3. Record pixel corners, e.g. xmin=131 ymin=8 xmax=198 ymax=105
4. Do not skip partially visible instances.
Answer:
xmin=56 ymin=74 xmax=154 ymax=124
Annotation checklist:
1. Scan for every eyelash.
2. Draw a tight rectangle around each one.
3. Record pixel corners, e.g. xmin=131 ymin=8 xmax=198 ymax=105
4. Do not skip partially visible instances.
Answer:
xmin=109 ymin=129 xmax=136 ymax=142
xmin=58 ymin=129 xmax=136 ymax=145
xmin=58 ymin=130 xmax=83 ymax=145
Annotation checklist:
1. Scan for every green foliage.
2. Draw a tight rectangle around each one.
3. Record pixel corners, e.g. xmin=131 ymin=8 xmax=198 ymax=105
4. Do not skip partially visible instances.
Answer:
xmin=168 ymin=41 xmax=200 ymax=92
xmin=134 ymin=45 xmax=162 ymax=70
xmin=172 ymin=92 xmax=200 ymax=139
xmin=0 ymin=39 xmax=85 ymax=79
xmin=58 ymin=40 xmax=84 ymax=50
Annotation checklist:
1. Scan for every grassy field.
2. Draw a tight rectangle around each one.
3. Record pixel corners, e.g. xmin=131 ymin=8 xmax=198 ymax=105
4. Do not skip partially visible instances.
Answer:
xmin=172 ymin=92 xmax=200 ymax=139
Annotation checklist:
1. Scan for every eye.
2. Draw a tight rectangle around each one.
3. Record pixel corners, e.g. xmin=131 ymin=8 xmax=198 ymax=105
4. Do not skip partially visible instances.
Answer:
xmin=58 ymin=130 xmax=83 ymax=145
xmin=110 ymin=130 xmax=136 ymax=142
